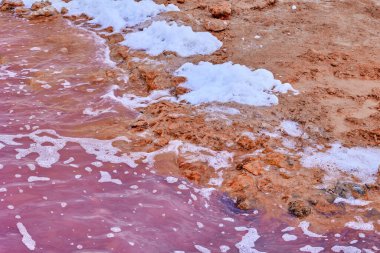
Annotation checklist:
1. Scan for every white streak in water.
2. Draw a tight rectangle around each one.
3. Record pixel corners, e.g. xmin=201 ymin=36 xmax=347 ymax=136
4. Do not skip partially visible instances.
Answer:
xmin=17 ymin=222 xmax=36 ymax=251
xmin=298 ymin=221 xmax=325 ymax=238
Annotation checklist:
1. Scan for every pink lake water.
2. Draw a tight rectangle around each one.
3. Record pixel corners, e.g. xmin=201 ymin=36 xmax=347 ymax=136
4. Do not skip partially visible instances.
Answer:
xmin=0 ymin=12 xmax=378 ymax=253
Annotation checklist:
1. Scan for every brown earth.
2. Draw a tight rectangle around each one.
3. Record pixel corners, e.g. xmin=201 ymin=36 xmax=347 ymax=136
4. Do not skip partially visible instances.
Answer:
xmin=1 ymin=0 xmax=380 ymax=233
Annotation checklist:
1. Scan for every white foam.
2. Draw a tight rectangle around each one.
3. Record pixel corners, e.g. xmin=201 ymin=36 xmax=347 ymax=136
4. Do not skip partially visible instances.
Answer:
xmin=83 ymin=107 xmax=116 ymax=116
xmin=122 ymin=21 xmax=222 ymax=57
xmin=0 ymin=65 xmax=17 ymax=80
xmin=220 ymin=245 xmax=231 ymax=253
xmin=110 ymin=227 xmax=121 ymax=233
xmin=331 ymin=246 xmax=361 ymax=253
xmin=298 ymin=221 xmax=325 ymax=238
xmin=345 ymin=216 xmax=374 ymax=231
xmin=300 ymin=245 xmax=324 ymax=253
xmin=282 ymin=233 xmax=297 ymax=241
xmin=131 ymin=140 xmax=233 ymax=174
xmin=179 ymin=142 xmax=233 ymax=170
xmin=235 ymin=227 xmax=263 ymax=253
xmin=281 ymin=226 xmax=295 ymax=232
xmin=27 ymin=176 xmax=50 ymax=183
xmin=194 ymin=187 xmax=215 ymax=201
xmin=98 ymin=171 xmax=122 ymax=185
xmin=106 ymin=233 xmax=115 ymax=238
xmin=103 ymin=86 xmax=174 ymax=110
xmin=27 ymin=164 xmax=36 ymax=171
xmin=301 ymin=143 xmax=380 ymax=184
xmin=174 ymin=61 xmax=297 ymax=106
xmin=165 ymin=176 xmax=178 ymax=184
xmin=334 ymin=197 xmax=371 ymax=206
xmin=63 ymin=157 xmax=74 ymax=164
xmin=281 ymin=120 xmax=303 ymax=137
xmin=91 ymin=161 xmax=103 ymax=168
xmin=2 ymin=129 xmax=136 ymax=169
xmin=194 ymin=245 xmax=211 ymax=253
xmin=22 ymin=0 xmax=178 ymax=31
xmin=1 ymin=130 xmax=233 ymax=182
xmin=29 ymin=47 xmax=41 ymax=51
xmin=17 ymin=222 xmax=36 ymax=251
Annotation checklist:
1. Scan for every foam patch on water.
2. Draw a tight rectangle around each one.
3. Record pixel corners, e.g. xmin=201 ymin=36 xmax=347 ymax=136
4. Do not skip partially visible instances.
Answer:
xmin=130 ymin=140 xmax=233 ymax=174
xmin=98 ymin=171 xmax=122 ymax=185
xmin=345 ymin=217 xmax=374 ymax=231
xmin=83 ymin=107 xmax=116 ymax=116
xmin=0 ymin=65 xmax=17 ymax=80
xmin=0 ymin=129 xmax=136 ymax=168
xmin=235 ymin=227 xmax=263 ymax=253
xmin=122 ymin=21 xmax=222 ymax=57
xmin=299 ymin=221 xmax=326 ymax=238
xmin=28 ymin=176 xmax=50 ymax=183
xmin=22 ymin=0 xmax=178 ymax=31
xmin=174 ymin=61 xmax=298 ymax=106
xmin=334 ymin=197 xmax=371 ymax=206
xmin=331 ymin=245 xmax=361 ymax=253
xmin=165 ymin=176 xmax=178 ymax=184
xmin=300 ymin=245 xmax=324 ymax=253
xmin=282 ymin=233 xmax=297 ymax=241
xmin=194 ymin=245 xmax=211 ymax=253
xmin=103 ymin=85 xmax=174 ymax=110
xmin=1 ymin=130 xmax=232 ymax=187
xmin=17 ymin=222 xmax=36 ymax=251
xmin=301 ymin=143 xmax=380 ymax=184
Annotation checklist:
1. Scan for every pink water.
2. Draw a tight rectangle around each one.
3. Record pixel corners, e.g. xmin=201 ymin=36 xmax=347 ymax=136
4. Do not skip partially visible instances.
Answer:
xmin=0 ymin=13 xmax=378 ymax=253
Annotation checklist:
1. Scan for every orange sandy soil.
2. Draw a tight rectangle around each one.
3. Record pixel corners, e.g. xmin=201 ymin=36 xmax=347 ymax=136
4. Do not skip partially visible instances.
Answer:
xmin=1 ymin=0 xmax=380 ymax=233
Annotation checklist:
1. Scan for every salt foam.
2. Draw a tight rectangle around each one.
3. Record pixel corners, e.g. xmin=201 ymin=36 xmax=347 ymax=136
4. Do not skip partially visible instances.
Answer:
xmin=301 ymin=143 xmax=380 ymax=184
xmin=174 ymin=61 xmax=298 ymax=106
xmin=22 ymin=0 xmax=178 ymax=31
xmin=122 ymin=21 xmax=222 ymax=57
